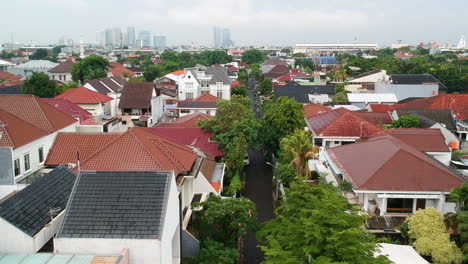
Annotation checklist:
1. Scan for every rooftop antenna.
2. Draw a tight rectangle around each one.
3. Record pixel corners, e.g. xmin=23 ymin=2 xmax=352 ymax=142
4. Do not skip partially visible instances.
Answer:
xmin=76 ymin=151 xmax=81 ymax=172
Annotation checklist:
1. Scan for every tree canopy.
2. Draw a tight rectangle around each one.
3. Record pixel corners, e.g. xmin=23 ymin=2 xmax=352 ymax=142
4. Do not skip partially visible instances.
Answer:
xmin=280 ymin=130 xmax=313 ymax=178
xmin=450 ymin=183 xmax=468 ymax=262
xmin=392 ymin=115 xmax=420 ymax=128
xmin=189 ymin=239 xmax=238 ymax=264
xmin=257 ymin=182 xmax=390 ymax=264
xmin=195 ymin=50 xmax=233 ymax=66
xmin=406 ymin=208 xmax=463 ymax=264
xmin=56 ymin=82 xmax=77 ymax=94
xmin=259 ymin=79 xmax=273 ymax=95
xmin=261 ymin=97 xmax=305 ymax=153
xmin=30 ymin=49 xmax=48 ymax=60
xmin=72 ymin=55 xmax=108 ymax=84
xmin=22 ymin=72 xmax=57 ymax=97
xmin=231 ymin=85 xmax=247 ymax=97
xmin=242 ymin=49 xmax=266 ymax=65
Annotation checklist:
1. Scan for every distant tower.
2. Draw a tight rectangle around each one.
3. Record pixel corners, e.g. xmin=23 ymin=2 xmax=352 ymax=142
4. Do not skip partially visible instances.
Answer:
xmin=457 ymin=35 xmax=466 ymax=49
xmin=79 ymin=37 xmax=85 ymax=59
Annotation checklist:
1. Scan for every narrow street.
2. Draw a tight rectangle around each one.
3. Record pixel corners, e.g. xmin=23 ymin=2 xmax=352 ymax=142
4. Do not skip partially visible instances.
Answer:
xmin=242 ymin=78 xmax=275 ymax=263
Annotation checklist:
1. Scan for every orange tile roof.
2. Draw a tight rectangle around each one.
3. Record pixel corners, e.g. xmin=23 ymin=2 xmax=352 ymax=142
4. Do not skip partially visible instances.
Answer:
xmin=0 ymin=95 xmax=78 ymax=148
xmin=210 ymin=182 xmax=221 ymax=193
xmin=45 ymin=133 xmax=120 ymax=166
xmin=303 ymin=104 xmax=332 ymax=118
xmin=47 ymin=127 xmax=197 ymax=175
xmin=194 ymin=93 xmax=219 ymax=102
xmin=169 ymin=70 xmax=185 ymax=75
xmin=108 ymin=63 xmax=136 ymax=77
xmin=56 ymin=87 xmax=113 ymax=104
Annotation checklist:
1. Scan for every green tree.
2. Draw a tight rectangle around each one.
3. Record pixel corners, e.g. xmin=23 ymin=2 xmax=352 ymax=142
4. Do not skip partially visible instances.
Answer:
xmin=178 ymin=52 xmax=196 ymax=68
xmin=231 ymin=85 xmax=247 ymax=97
xmin=190 ymin=239 xmax=238 ymax=264
xmin=193 ymin=195 xmax=257 ymax=246
xmin=196 ymin=50 xmax=233 ymax=66
xmin=261 ymin=97 xmax=305 ymax=153
xmin=259 ymin=79 xmax=273 ymax=95
xmin=30 ymin=49 xmax=48 ymax=60
xmin=22 ymin=72 xmax=57 ymax=97
xmin=450 ymin=183 xmax=468 ymax=261
xmin=237 ymin=69 xmax=248 ymax=83
xmin=406 ymin=208 xmax=464 ymax=264
xmin=292 ymin=52 xmax=307 ymax=58
xmin=160 ymin=50 xmax=178 ymax=62
xmin=128 ymin=76 xmax=146 ymax=82
xmin=51 ymin=45 xmax=66 ymax=56
xmin=72 ymin=55 xmax=108 ymax=84
xmin=56 ymin=82 xmax=77 ymax=94
xmin=143 ymin=64 xmax=163 ymax=81
xmin=258 ymin=182 xmax=390 ymax=264
xmin=242 ymin=49 xmax=266 ymax=65
xmin=332 ymin=92 xmax=349 ymax=104
xmin=280 ymin=130 xmax=313 ymax=178
xmin=392 ymin=115 xmax=420 ymax=128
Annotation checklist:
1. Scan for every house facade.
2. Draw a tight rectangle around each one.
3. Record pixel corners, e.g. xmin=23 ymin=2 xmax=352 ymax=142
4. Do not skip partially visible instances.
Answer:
xmin=55 ymin=87 xmax=113 ymax=116
xmin=84 ymin=76 xmax=126 ymax=116
xmin=48 ymin=61 xmax=74 ymax=84
xmin=178 ymin=67 xmax=231 ymax=101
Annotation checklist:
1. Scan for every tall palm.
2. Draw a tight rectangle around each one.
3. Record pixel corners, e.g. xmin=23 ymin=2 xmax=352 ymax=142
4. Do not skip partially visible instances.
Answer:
xmin=280 ymin=130 xmax=314 ymax=178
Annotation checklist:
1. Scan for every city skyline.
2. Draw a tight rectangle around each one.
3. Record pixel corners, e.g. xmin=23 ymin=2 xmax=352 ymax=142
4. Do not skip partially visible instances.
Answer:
xmin=0 ymin=0 xmax=467 ymax=46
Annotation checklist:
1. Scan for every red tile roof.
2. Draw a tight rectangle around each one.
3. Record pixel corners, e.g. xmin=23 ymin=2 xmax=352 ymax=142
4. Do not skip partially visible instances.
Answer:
xmin=156 ymin=113 xmax=212 ymax=128
xmin=108 ymin=62 xmax=136 ymax=77
xmin=118 ymin=82 xmax=154 ymax=109
xmin=194 ymin=93 xmax=219 ymax=102
xmin=0 ymin=72 xmax=23 ymax=88
xmin=369 ymin=94 xmax=468 ymax=121
xmin=56 ymin=87 xmax=113 ymax=104
xmin=45 ymin=133 xmax=120 ymax=166
xmin=303 ymin=104 xmax=332 ymax=118
xmin=327 ymin=136 xmax=464 ymax=192
xmin=372 ymin=128 xmax=449 ymax=152
xmin=148 ymin=127 xmax=224 ymax=159
xmin=230 ymin=80 xmax=242 ymax=88
xmin=168 ymin=70 xmax=185 ymax=75
xmin=355 ymin=112 xmax=393 ymax=125
xmin=0 ymin=95 xmax=78 ymax=148
xmin=42 ymin=98 xmax=92 ymax=124
xmin=305 ymin=108 xmax=383 ymax=137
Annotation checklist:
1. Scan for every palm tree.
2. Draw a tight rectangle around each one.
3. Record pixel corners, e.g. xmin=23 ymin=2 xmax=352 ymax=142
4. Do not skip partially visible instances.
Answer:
xmin=280 ymin=130 xmax=314 ymax=178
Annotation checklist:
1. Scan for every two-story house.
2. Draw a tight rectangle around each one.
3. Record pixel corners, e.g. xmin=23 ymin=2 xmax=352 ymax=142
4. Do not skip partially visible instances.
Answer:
xmin=48 ymin=61 xmax=75 ymax=84
xmin=84 ymin=76 xmax=127 ymax=116
xmin=55 ymin=87 xmax=113 ymax=116
xmin=178 ymin=67 xmax=231 ymax=100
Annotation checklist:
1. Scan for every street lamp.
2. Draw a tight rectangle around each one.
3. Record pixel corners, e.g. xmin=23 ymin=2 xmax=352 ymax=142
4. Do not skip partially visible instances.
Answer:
xmin=266 ymin=161 xmax=280 ymax=201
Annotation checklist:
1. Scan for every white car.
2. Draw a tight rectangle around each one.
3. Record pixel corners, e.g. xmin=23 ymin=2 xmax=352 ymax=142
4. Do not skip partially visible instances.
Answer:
xmin=244 ymin=153 xmax=250 ymax=166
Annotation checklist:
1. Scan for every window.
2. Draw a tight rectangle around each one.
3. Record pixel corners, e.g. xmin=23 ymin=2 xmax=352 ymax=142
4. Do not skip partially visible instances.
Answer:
xmin=186 ymin=92 xmax=194 ymax=100
xmin=59 ymin=75 xmax=62 ymax=81
xmin=387 ymin=198 xmax=413 ymax=213
xmin=217 ymin=88 xmax=223 ymax=98
xmin=181 ymin=110 xmax=190 ymax=113
xmin=38 ymin=147 xmax=44 ymax=163
xmin=186 ymin=82 xmax=194 ymax=89
xmin=24 ymin=154 xmax=30 ymax=171
xmin=201 ymin=80 xmax=209 ymax=88
xmin=216 ymin=82 xmax=223 ymax=89
xmin=14 ymin=159 xmax=20 ymax=176
xmin=206 ymin=110 xmax=210 ymax=115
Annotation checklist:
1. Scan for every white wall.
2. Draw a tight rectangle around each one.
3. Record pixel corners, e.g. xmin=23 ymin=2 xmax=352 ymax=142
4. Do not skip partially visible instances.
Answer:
xmin=426 ymin=151 xmax=451 ymax=166
xmin=0 ymin=211 xmax=65 ymax=253
xmin=208 ymin=83 xmax=231 ymax=100
xmin=13 ymin=122 xmax=77 ymax=183
xmin=374 ymin=83 xmax=438 ymax=101
xmin=151 ymin=95 xmax=164 ymax=125
xmin=55 ymin=237 xmax=161 ymax=264
xmin=160 ymin=174 xmax=181 ymax=264
xmin=193 ymin=173 xmax=217 ymax=195
xmin=431 ymin=124 xmax=460 ymax=147
xmin=50 ymin=73 xmax=73 ymax=84
xmin=178 ymin=108 xmax=216 ymax=117
xmin=178 ymin=71 xmax=200 ymax=100
xmin=308 ymin=94 xmax=330 ymax=104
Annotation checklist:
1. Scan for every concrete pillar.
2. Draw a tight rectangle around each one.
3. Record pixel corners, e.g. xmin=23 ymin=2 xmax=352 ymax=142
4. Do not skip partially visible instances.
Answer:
xmin=381 ymin=195 xmax=387 ymax=216
xmin=363 ymin=193 xmax=369 ymax=212
xmin=437 ymin=193 xmax=445 ymax=213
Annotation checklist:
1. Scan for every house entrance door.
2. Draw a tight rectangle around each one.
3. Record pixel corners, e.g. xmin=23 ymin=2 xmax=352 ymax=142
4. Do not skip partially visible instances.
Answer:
xmin=416 ymin=199 xmax=426 ymax=210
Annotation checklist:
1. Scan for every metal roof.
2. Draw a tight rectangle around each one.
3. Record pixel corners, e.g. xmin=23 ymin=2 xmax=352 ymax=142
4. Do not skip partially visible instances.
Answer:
xmin=0 ymin=254 xmax=111 ymax=264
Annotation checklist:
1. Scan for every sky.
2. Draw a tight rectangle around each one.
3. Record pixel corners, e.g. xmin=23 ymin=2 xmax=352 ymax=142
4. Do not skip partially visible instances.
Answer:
xmin=0 ymin=0 xmax=467 ymax=47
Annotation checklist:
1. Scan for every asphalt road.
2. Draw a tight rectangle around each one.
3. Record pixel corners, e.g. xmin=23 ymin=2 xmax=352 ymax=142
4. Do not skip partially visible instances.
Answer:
xmin=242 ymin=78 xmax=275 ymax=263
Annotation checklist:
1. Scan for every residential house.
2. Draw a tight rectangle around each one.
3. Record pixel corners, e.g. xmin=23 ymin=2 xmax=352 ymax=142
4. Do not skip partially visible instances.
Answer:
xmin=157 ymin=112 xmax=212 ymax=128
xmin=264 ymin=65 xmax=291 ymax=80
xmin=261 ymin=58 xmax=288 ymax=74
xmin=0 ymin=59 xmax=15 ymax=72
xmin=177 ymin=93 xmax=218 ymax=117
xmin=391 ymin=109 xmax=460 ymax=149
xmin=370 ymin=94 xmax=468 ymax=143
xmin=55 ymin=87 xmax=113 ymax=116
xmin=305 ymin=108 xmax=390 ymax=147
xmin=107 ymin=62 xmax=136 ymax=78
xmin=126 ymin=66 xmax=144 ymax=77
xmin=178 ymin=67 xmax=231 ymax=100
xmin=54 ymin=171 xmax=180 ymax=264
xmin=48 ymin=61 xmax=74 ymax=84
xmin=0 ymin=72 xmax=23 ymax=88
xmin=0 ymin=166 xmax=76 ymax=253
xmin=274 ymin=81 xmax=335 ymax=104
xmin=84 ymin=76 xmax=126 ymax=116
xmin=303 ymin=104 xmax=332 ymax=119
xmin=118 ymin=82 xmax=163 ymax=126
xmin=345 ymin=69 xmax=388 ymax=92
xmin=0 ymin=95 xmax=77 ymax=188
xmin=9 ymin=60 xmax=58 ymax=78
xmin=321 ymin=135 xmax=464 ymax=222
xmin=0 ymin=251 xmax=129 ymax=263
xmin=372 ymin=74 xmax=445 ymax=101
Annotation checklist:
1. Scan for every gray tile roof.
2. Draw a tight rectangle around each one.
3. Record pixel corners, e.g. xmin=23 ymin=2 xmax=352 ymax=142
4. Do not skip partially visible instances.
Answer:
xmin=0 ymin=166 xmax=76 ymax=236
xmin=177 ymin=101 xmax=217 ymax=108
xmin=274 ymin=81 xmax=336 ymax=103
xmin=57 ymin=171 xmax=172 ymax=239
xmin=390 ymin=74 xmax=448 ymax=91
xmin=206 ymin=67 xmax=232 ymax=85
xmin=396 ymin=109 xmax=457 ymax=131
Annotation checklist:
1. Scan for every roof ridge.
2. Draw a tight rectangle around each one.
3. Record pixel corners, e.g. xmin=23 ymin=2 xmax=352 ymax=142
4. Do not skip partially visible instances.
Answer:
xmin=31 ymin=96 xmax=55 ymax=133
xmin=126 ymin=129 xmax=165 ymax=169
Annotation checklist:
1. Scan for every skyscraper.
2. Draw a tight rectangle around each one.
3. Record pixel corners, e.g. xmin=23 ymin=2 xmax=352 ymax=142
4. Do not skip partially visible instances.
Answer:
xmin=105 ymin=28 xmax=113 ymax=48
xmin=154 ymin=36 xmax=167 ymax=49
xmin=126 ymin=26 xmax=136 ymax=47
xmin=112 ymin=28 xmax=122 ymax=47
xmin=221 ymin=28 xmax=231 ymax=49
xmin=137 ymin=30 xmax=151 ymax=48
xmin=213 ymin=27 xmax=222 ymax=48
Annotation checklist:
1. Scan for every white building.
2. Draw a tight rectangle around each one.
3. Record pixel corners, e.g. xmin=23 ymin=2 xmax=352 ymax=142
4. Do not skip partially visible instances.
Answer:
xmin=55 ymin=87 xmax=113 ymax=116
xmin=0 ymin=166 xmax=76 ymax=253
xmin=48 ymin=61 xmax=74 ymax=84
xmin=54 ymin=171 xmax=181 ymax=264
xmin=177 ymin=67 xmax=231 ymax=101
xmin=84 ymin=76 xmax=126 ymax=116
xmin=294 ymin=43 xmax=378 ymax=54
xmin=0 ymin=95 xmax=78 ymax=191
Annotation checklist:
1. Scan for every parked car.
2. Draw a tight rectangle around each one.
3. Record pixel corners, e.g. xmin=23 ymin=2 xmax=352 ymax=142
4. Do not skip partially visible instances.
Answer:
xmin=244 ymin=153 xmax=249 ymax=166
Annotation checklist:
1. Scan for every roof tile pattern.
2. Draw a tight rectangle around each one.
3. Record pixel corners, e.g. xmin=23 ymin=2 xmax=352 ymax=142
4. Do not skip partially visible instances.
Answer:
xmin=374 ymin=128 xmax=449 ymax=152
xmin=306 ymin=108 xmax=383 ymax=137
xmin=42 ymin=98 xmax=92 ymax=124
xmin=57 ymin=171 xmax=171 ymax=239
xmin=156 ymin=112 xmax=212 ymax=128
xmin=0 ymin=166 xmax=76 ymax=236
xmin=327 ymin=136 xmax=464 ymax=191
xmin=303 ymin=104 xmax=332 ymax=118
xmin=118 ymin=82 xmax=154 ymax=109
xmin=55 ymin=87 xmax=112 ymax=104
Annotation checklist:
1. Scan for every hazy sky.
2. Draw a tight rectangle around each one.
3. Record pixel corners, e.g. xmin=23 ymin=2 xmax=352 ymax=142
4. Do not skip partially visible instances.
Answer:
xmin=1 ymin=0 xmax=467 ymax=46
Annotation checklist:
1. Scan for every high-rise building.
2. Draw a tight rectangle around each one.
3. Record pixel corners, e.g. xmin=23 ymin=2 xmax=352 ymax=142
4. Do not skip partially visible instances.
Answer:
xmin=213 ymin=27 xmax=222 ymax=48
xmin=112 ymin=28 xmax=122 ymax=47
xmin=137 ymin=30 xmax=151 ymax=48
xmin=127 ymin=26 xmax=136 ymax=47
xmin=105 ymin=28 xmax=113 ymax=47
xmin=221 ymin=28 xmax=231 ymax=49
xmin=154 ymin=36 xmax=167 ymax=49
